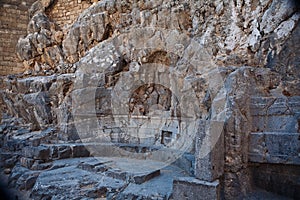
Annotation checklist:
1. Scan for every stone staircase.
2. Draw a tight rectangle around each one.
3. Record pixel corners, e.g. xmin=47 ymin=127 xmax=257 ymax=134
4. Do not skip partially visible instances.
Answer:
xmin=0 ymin=122 xmax=195 ymax=199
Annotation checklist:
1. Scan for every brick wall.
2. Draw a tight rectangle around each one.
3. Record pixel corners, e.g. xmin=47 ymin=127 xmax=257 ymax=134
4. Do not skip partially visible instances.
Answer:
xmin=0 ymin=0 xmax=35 ymax=75
xmin=46 ymin=0 xmax=94 ymax=29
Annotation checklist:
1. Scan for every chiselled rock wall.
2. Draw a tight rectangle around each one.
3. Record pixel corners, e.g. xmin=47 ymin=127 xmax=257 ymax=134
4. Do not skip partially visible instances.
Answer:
xmin=11 ymin=0 xmax=300 ymax=96
xmin=0 ymin=0 xmax=299 ymax=199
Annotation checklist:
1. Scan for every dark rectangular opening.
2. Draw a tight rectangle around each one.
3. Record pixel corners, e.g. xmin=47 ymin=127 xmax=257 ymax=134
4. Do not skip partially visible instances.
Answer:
xmin=161 ymin=130 xmax=172 ymax=145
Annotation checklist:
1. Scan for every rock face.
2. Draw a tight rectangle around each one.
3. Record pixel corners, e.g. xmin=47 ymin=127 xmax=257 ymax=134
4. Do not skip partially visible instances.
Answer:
xmin=14 ymin=0 xmax=300 ymax=89
xmin=0 ymin=0 xmax=299 ymax=199
xmin=16 ymin=12 xmax=65 ymax=74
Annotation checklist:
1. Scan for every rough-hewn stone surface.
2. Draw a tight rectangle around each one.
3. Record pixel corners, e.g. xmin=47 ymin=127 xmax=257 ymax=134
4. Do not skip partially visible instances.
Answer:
xmin=45 ymin=0 xmax=93 ymax=29
xmin=248 ymin=95 xmax=300 ymax=199
xmin=173 ymin=177 xmax=220 ymax=200
xmin=0 ymin=0 xmax=36 ymax=75
xmin=0 ymin=0 xmax=299 ymax=199
xmin=249 ymin=132 xmax=300 ymax=164
xmin=10 ymin=0 xmax=300 ymax=89
xmin=251 ymin=164 xmax=300 ymax=199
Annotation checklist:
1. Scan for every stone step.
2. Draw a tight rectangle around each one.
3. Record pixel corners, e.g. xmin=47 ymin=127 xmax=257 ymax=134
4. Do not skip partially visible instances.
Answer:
xmin=22 ymin=142 xmax=185 ymax=161
xmin=105 ymin=168 xmax=161 ymax=184
xmin=78 ymin=157 xmax=161 ymax=184
xmin=27 ymin=157 xmax=187 ymax=199
xmin=20 ymin=142 xmax=194 ymax=176
xmin=249 ymin=132 xmax=300 ymax=165
xmin=22 ymin=143 xmax=90 ymax=161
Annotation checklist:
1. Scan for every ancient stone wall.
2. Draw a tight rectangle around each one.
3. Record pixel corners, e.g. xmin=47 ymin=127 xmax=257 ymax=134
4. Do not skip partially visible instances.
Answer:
xmin=45 ymin=0 xmax=93 ymax=29
xmin=0 ymin=0 xmax=299 ymax=199
xmin=0 ymin=0 xmax=36 ymax=75
xmin=0 ymin=0 xmax=96 ymax=76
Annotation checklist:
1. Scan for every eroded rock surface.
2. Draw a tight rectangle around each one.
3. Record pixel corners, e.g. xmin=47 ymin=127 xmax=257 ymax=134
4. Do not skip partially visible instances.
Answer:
xmin=0 ymin=0 xmax=299 ymax=199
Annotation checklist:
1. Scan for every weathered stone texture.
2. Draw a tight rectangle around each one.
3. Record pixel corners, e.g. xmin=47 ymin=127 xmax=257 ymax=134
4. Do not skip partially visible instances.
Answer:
xmin=251 ymin=96 xmax=300 ymax=133
xmin=45 ymin=0 xmax=93 ymax=29
xmin=173 ymin=177 xmax=220 ymax=200
xmin=8 ymin=0 xmax=299 ymax=79
xmin=0 ymin=0 xmax=92 ymax=76
xmin=0 ymin=0 xmax=36 ymax=75
xmin=195 ymin=120 xmax=224 ymax=182
xmin=249 ymin=96 xmax=300 ymax=165
xmin=251 ymin=164 xmax=300 ymax=199
xmin=0 ymin=0 xmax=299 ymax=199
xmin=249 ymin=132 xmax=300 ymax=164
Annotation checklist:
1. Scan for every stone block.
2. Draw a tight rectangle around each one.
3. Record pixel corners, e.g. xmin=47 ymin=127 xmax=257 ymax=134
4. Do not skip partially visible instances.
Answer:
xmin=250 ymin=96 xmax=300 ymax=133
xmin=100 ymin=162 xmax=161 ymax=184
xmin=250 ymin=96 xmax=300 ymax=116
xmin=105 ymin=169 xmax=128 ymax=181
xmin=252 ymin=115 xmax=299 ymax=133
xmin=28 ymin=137 xmax=41 ymax=147
xmin=173 ymin=177 xmax=220 ymax=200
xmin=195 ymin=120 xmax=224 ymax=181
xmin=249 ymin=132 xmax=300 ymax=165
xmin=34 ymin=146 xmax=50 ymax=160
xmin=86 ymin=143 xmax=121 ymax=157
xmin=23 ymin=145 xmax=49 ymax=160
xmin=78 ymin=159 xmax=110 ymax=172
xmin=72 ymin=144 xmax=90 ymax=157
xmin=23 ymin=92 xmax=53 ymax=127
xmin=28 ymin=127 xmax=55 ymax=147
xmin=132 ymin=170 xmax=160 ymax=184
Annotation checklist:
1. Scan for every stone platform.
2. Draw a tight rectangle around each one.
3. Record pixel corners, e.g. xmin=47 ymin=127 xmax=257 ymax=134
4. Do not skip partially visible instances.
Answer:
xmin=5 ymin=156 xmax=188 ymax=200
